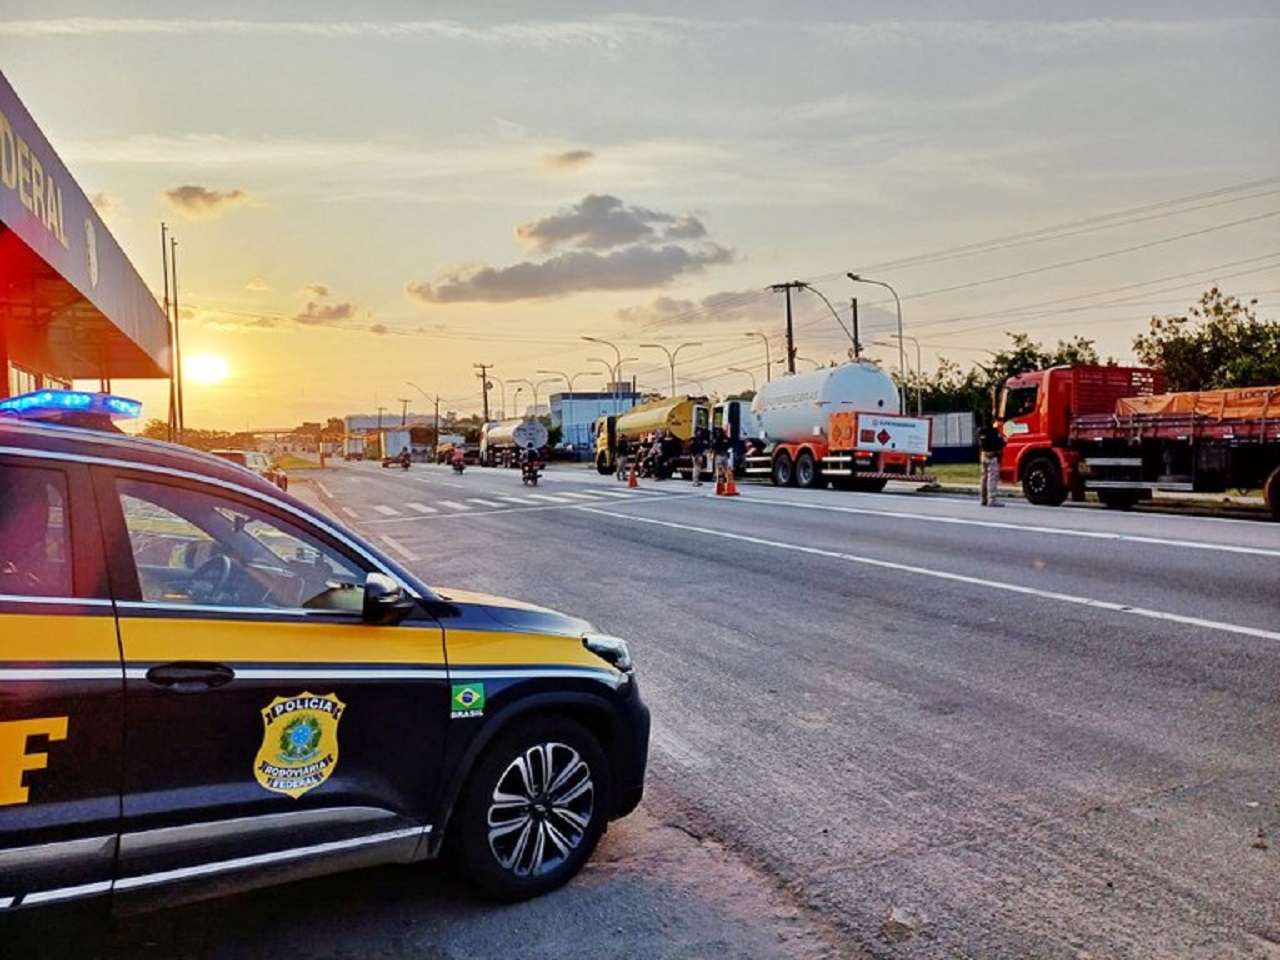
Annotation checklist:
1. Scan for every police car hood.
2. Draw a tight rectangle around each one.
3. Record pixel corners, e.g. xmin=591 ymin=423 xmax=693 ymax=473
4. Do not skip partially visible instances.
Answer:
xmin=431 ymin=586 xmax=593 ymax=637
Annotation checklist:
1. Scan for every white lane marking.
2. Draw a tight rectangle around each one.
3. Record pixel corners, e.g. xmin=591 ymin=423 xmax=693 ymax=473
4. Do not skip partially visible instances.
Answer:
xmin=341 ymin=507 xmax=359 ymax=518
xmin=554 ymin=491 xmax=600 ymax=500
xmin=378 ymin=535 xmax=419 ymax=562
xmin=406 ymin=502 xmax=438 ymax=514
xmin=595 ymin=489 xmax=643 ymax=498
xmin=745 ymin=497 xmax=1280 ymax=559
xmin=522 ymin=494 xmax=570 ymax=503
xmin=437 ymin=500 xmax=472 ymax=511
xmin=498 ymin=496 xmax=539 ymax=504
xmin=467 ymin=498 xmax=505 ymax=507
xmin=580 ymin=507 xmax=1280 ymax=643
xmin=372 ymin=505 xmax=400 ymax=516
xmin=314 ymin=480 xmax=333 ymax=498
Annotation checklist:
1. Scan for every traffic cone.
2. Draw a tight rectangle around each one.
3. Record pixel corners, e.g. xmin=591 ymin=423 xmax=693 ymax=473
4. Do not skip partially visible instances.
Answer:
xmin=628 ymin=459 xmax=638 ymax=488
xmin=723 ymin=472 xmax=739 ymax=497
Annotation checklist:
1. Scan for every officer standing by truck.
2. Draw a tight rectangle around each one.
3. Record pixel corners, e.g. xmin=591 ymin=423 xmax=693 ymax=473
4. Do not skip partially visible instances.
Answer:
xmin=977 ymin=418 xmax=1007 ymax=507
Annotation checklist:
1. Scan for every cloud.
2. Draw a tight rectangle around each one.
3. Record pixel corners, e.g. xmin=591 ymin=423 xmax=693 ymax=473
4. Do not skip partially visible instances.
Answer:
xmin=616 ymin=289 xmax=780 ymax=328
xmin=164 ymin=184 xmax=262 ymax=219
xmin=245 ymin=276 xmax=270 ymax=292
xmin=408 ymin=243 xmax=732 ymax=304
xmin=295 ymin=300 xmax=357 ymax=326
xmin=89 ymin=191 xmax=119 ymax=219
xmin=407 ymin=193 xmax=732 ymax=304
xmin=369 ymin=324 xmax=389 ymax=335
xmin=543 ymin=149 xmax=595 ymax=170
xmin=293 ymin=283 xmax=360 ymax=326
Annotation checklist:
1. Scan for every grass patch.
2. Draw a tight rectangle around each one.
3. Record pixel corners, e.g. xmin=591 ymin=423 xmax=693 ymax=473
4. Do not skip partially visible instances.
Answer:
xmin=927 ymin=462 xmax=982 ymax=483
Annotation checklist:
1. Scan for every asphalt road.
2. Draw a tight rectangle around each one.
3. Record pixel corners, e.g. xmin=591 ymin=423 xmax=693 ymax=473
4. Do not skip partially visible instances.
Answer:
xmin=22 ymin=460 xmax=1277 ymax=959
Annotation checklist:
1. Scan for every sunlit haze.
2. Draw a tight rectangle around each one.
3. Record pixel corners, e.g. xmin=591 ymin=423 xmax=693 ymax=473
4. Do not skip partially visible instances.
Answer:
xmin=3 ymin=2 xmax=1276 ymax=430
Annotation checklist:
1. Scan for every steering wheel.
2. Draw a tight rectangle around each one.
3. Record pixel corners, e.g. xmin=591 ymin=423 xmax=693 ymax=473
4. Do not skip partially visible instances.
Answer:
xmin=187 ymin=553 xmax=233 ymax=603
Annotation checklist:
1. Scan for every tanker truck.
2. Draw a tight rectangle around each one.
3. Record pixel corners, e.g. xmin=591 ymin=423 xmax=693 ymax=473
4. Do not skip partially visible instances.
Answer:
xmin=593 ymin=395 xmax=709 ymax=476
xmin=747 ymin=361 xmax=934 ymax=490
xmin=479 ymin=418 xmax=550 ymax=468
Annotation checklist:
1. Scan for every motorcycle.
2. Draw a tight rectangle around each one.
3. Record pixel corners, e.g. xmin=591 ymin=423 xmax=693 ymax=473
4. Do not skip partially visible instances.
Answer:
xmin=521 ymin=459 xmax=542 ymax=486
xmin=452 ymin=459 xmax=465 ymax=475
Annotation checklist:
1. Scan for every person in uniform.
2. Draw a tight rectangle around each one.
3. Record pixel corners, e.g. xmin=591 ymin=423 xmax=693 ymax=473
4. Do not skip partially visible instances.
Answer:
xmin=977 ymin=418 xmax=1007 ymax=507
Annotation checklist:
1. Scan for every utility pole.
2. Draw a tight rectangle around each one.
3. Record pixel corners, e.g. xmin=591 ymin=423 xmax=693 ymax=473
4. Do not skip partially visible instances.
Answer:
xmin=851 ymin=298 xmax=861 ymax=358
xmin=170 ymin=235 xmax=184 ymax=444
xmin=768 ymin=281 xmax=804 ymax=374
xmin=472 ymin=362 xmax=492 ymax=422
xmin=398 ymin=398 xmax=410 ymax=426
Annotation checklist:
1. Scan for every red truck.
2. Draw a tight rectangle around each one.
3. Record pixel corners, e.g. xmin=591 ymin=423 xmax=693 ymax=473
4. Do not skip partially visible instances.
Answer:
xmin=998 ymin=365 xmax=1280 ymax=519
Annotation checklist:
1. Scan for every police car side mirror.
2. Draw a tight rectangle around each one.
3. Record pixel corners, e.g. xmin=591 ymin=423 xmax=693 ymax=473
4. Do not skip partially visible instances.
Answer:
xmin=362 ymin=572 xmax=416 ymax=625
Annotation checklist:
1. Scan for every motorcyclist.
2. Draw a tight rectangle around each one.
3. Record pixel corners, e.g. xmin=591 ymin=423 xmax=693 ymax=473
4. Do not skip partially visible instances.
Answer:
xmin=398 ymin=448 xmax=411 ymax=467
xmin=520 ymin=442 xmax=540 ymax=481
xmin=451 ymin=448 xmax=466 ymax=472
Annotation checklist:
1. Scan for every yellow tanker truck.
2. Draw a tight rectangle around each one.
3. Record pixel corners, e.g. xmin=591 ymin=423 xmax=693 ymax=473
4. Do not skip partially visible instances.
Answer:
xmin=593 ymin=395 xmax=710 ymax=476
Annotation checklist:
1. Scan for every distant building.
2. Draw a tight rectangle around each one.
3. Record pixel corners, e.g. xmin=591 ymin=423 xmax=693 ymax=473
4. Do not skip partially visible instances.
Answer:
xmin=549 ymin=390 xmax=642 ymax=452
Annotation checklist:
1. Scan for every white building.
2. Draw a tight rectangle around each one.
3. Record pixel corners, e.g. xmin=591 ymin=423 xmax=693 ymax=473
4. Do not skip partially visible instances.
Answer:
xmin=549 ymin=390 xmax=642 ymax=453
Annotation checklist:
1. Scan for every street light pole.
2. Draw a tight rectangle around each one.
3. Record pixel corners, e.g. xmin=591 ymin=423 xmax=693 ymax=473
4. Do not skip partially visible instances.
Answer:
xmin=508 ymin=377 xmax=557 ymax=418
xmin=874 ymin=336 xmax=922 ymax=415
xmin=641 ymin=341 xmax=702 ymax=396
xmin=847 ymin=273 xmax=906 ymax=414
xmin=536 ymin=369 xmax=595 ymax=393
xmin=727 ymin=365 xmax=757 ymax=392
xmin=746 ymin=331 xmax=772 ymax=383
xmin=583 ymin=336 xmax=624 ymax=414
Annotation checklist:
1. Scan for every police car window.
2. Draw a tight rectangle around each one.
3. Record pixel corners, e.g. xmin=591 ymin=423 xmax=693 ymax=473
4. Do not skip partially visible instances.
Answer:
xmin=0 ymin=463 xmax=72 ymax=598
xmin=116 ymin=478 xmax=366 ymax=611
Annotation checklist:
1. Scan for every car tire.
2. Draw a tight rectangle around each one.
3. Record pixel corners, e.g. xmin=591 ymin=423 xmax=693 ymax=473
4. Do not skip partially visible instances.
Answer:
xmin=453 ymin=718 xmax=610 ymax=901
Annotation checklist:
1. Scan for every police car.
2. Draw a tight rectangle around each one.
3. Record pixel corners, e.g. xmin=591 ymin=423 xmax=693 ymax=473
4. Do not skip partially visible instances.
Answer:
xmin=0 ymin=390 xmax=649 ymax=914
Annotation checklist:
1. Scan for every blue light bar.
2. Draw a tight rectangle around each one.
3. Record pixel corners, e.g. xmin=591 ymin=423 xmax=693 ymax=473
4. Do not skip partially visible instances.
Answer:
xmin=0 ymin=389 xmax=143 ymax=421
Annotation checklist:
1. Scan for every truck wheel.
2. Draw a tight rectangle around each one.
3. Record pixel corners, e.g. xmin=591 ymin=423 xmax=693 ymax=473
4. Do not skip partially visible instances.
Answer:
xmin=771 ymin=451 xmax=795 ymax=487
xmin=1097 ymin=490 xmax=1140 ymax=511
xmin=596 ymin=453 xmax=612 ymax=476
xmin=452 ymin=718 xmax=609 ymax=901
xmin=1265 ymin=466 xmax=1280 ymax=521
xmin=795 ymin=451 xmax=820 ymax=489
xmin=1022 ymin=456 xmax=1068 ymax=506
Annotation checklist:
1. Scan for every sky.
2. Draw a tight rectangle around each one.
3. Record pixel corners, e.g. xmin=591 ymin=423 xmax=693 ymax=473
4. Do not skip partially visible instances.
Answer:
xmin=2 ymin=1 xmax=1278 ymax=431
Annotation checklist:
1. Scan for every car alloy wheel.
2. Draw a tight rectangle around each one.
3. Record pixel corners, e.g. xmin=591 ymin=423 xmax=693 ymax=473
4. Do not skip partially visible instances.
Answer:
xmin=456 ymin=719 xmax=610 ymax=900
xmin=487 ymin=740 xmax=593 ymax=877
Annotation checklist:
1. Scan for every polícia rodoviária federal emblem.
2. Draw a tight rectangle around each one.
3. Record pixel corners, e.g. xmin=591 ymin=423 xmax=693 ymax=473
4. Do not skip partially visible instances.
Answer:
xmin=254 ymin=692 xmax=345 ymax=798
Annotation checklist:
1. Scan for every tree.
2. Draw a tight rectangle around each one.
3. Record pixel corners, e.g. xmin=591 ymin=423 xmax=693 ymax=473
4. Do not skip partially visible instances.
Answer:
xmin=918 ymin=333 xmax=1102 ymax=415
xmin=1133 ymin=286 xmax=1280 ymax=391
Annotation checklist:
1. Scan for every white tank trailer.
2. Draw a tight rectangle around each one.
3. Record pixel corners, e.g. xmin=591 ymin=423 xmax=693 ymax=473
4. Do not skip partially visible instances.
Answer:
xmin=751 ymin=361 xmax=899 ymax=445
xmin=480 ymin=418 xmax=549 ymax=467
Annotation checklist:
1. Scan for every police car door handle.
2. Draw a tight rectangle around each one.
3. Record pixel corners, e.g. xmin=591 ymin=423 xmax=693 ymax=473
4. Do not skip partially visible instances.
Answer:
xmin=145 ymin=662 xmax=236 ymax=692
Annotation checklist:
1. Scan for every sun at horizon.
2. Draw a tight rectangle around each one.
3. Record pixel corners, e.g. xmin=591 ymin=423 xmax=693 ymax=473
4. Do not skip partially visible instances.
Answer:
xmin=185 ymin=353 xmax=231 ymax=385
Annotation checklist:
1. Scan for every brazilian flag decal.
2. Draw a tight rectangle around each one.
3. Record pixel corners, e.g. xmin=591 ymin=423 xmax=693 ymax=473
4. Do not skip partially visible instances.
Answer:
xmin=451 ymin=683 xmax=486 ymax=715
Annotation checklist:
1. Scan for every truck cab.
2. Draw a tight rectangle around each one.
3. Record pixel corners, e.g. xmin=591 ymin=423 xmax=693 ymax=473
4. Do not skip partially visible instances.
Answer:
xmin=998 ymin=365 xmax=1165 ymax=505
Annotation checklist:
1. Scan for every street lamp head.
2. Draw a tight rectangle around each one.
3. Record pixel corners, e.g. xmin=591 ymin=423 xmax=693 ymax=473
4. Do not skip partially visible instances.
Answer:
xmin=847 ymin=272 xmax=860 ymax=281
